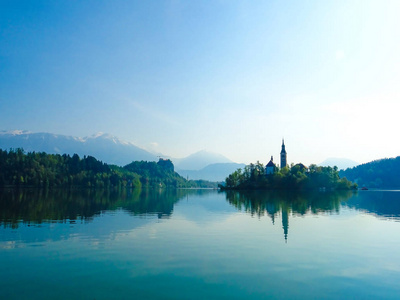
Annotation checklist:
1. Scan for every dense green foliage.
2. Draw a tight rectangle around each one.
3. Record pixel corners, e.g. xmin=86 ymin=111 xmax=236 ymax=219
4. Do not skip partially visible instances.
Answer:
xmin=0 ymin=148 xmax=140 ymax=188
xmin=223 ymin=162 xmax=357 ymax=190
xmin=340 ymin=156 xmax=400 ymax=188
xmin=123 ymin=160 xmax=215 ymax=188
xmin=124 ymin=160 xmax=185 ymax=188
xmin=0 ymin=148 xmax=217 ymax=189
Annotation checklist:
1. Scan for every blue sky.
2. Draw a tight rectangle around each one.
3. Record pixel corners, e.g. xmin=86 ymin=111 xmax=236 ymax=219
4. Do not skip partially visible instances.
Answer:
xmin=1 ymin=0 xmax=400 ymax=165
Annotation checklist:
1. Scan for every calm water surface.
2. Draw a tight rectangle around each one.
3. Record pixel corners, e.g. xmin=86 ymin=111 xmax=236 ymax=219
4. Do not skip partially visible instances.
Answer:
xmin=1 ymin=188 xmax=400 ymax=299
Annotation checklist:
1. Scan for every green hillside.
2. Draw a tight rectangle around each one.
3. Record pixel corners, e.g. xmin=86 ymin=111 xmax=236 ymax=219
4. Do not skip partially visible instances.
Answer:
xmin=340 ymin=157 xmax=400 ymax=188
xmin=0 ymin=148 xmax=215 ymax=189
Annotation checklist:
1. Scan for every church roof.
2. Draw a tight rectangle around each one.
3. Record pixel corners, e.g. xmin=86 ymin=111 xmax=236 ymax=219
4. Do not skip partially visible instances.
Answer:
xmin=266 ymin=156 xmax=276 ymax=167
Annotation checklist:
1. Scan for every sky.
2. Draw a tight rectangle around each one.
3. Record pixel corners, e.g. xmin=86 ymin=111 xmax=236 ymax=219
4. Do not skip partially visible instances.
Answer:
xmin=1 ymin=0 xmax=400 ymax=166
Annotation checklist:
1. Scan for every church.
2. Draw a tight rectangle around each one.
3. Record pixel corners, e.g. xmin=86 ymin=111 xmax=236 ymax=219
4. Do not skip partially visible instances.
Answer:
xmin=265 ymin=139 xmax=287 ymax=175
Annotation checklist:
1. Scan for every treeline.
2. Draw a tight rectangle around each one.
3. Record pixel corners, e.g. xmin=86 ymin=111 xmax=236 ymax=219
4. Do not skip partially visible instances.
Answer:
xmin=340 ymin=156 xmax=400 ymax=188
xmin=222 ymin=162 xmax=357 ymax=190
xmin=0 ymin=148 xmax=216 ymax=189
xmin=0 ymin=148 xmax=140 ymax=188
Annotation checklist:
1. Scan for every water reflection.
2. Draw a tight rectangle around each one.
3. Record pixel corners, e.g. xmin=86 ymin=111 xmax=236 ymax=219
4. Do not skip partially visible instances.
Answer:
xmin=225 ymin=190 xmax=354 ymax=241
xmin=0 ymin=188 xmax=213 ymax=228
xmin=1 ymin=189 xmax=399 ymax=299
xmin=345 ymin=190 xmax=400 ymax=221
xmin=2 ymin=187 xmax=400 ymax=233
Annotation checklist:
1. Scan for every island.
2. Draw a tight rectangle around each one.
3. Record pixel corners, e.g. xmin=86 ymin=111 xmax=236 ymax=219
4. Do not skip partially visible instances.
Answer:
xmin=220 ymin=140 xmax=357 ymax=191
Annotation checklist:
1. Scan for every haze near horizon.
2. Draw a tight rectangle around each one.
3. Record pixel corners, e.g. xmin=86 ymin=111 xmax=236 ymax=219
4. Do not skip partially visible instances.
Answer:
xmin=1 ymin=1 xmax=399 ymax=166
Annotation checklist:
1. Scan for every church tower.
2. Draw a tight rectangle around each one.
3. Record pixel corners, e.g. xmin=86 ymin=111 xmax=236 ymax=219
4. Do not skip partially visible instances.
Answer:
xmin=280 ymin=139 xmax=287 ymax=168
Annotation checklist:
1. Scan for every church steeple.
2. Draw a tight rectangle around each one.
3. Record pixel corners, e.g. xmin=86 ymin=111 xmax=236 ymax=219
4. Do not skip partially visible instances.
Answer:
xmin=282 ymin=207 xmax=289 ymax=243
xmin=280 ymin=139 xmax=287 ymax=168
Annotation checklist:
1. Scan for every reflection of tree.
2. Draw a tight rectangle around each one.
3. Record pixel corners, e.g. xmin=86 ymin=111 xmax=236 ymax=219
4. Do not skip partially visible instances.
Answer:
xmin=0 ymin=188 xmax=205 ymax=228
xmin=344 ymin=191 xmax=400 ymax=221
xmin=225 ymin=190 xmax=354 ymax=241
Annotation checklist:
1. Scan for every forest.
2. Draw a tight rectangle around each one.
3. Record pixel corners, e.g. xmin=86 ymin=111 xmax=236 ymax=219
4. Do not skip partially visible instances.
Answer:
xmin=0 ymin=148 xmax=215 ymax=189
xmin=222 ymin=162 xmax=357 ymax=190
xmin=340 ymin=156 xmax=400 ymax=188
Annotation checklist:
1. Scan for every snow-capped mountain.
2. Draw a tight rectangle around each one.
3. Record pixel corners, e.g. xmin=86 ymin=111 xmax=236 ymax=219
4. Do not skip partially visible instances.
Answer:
xmin=0 ymin=131 xmax=241 ymax=180
xmin=0 ymin=130 xmax=157 ymax=166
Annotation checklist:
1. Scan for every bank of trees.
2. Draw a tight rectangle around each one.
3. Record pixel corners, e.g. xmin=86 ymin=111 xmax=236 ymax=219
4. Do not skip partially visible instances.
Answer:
xmin=339 ymin=156 xmax=400 ymax=188
xmin=0 ymin=148 xmax=209 ymax=189
xmin=124 ymin=160 xmax=186 ymax=188
xmin=223 ymin=162 xmax=357 ymax=190
xmin=0 ymin=148 xmax=140 ymax=188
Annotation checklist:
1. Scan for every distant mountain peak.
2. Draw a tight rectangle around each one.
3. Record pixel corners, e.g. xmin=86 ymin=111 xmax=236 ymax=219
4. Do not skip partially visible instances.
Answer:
xmin=319 ymin=157 xmax=359 ymax=170
xmin=0 ymin=129 xmax=32 ymax=136
xmin=176 ymin=162 xmax=246 ymax=181
xmin=82 ymin=132 xmax=132 ymax=146
xmin=174 ymin=150 xmax=233 ymax=170
xmin=186 ymin=149 xmax=232 ymax=160
xmin=90 ymin=132 xmax=108 ymax=138
xmin=193 ymin=149 xmax=227 ymax=156
xmin=85 ymin=132 xmax=118 ymax=140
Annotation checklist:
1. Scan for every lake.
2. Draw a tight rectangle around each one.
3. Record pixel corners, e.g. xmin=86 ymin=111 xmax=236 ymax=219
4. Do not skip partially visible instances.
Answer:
xmin=1 ymin=188 xmax=400 ymax=299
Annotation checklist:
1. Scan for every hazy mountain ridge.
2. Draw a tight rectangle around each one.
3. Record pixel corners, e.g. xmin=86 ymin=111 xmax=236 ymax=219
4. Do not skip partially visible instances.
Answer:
xmin=173 ymin=150 xmax=233 ymax=170
xmin=176 ymin=163 xmax=246 ymax=182
xmin=318 ymin=157 xmax=359 ymax=170
xmin=0 ymin=130 xmax=157 ymax=166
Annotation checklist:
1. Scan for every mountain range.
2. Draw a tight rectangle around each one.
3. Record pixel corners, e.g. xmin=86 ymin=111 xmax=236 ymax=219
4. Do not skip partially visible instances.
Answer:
xmin=0 ymin=130 xmax=157 ymax=167
xmin=0 ymin=130 xmax=237 ymax=181
xmin=177 ymin=163 xmax=246 ymax=182
xmin=173 ymin=150 xmax=233 ymax=170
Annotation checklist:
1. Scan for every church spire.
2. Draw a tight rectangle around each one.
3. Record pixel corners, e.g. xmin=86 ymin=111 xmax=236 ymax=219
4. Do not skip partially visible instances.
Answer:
xmin=280 ymin=138 xmax=287 ymax=168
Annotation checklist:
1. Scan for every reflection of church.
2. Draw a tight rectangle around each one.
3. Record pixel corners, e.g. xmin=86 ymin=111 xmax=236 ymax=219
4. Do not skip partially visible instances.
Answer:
xmin=266 ymin=201 xmax=289 ymax=243
xmin=266 ymin=139 xmax=287 ymax=175
xmin=265 ymin=140 xmax=289 ymax=241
